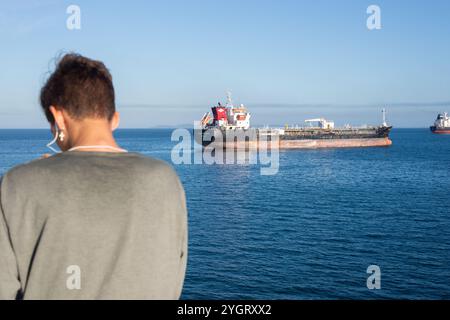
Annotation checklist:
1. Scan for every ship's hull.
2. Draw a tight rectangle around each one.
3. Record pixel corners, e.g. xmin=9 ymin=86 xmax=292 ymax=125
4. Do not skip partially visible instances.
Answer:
xmin=199 ymin=126 xmax=392 ymax=149
xmin=430 ymin=126 xmax=450 ymax=134
xmin=279 ymin=137 xmax=391 ymax=148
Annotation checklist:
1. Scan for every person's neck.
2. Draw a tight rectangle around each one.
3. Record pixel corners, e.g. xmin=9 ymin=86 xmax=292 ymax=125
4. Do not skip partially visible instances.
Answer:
xmin=67 ymin=119 xmax=122 ymax=152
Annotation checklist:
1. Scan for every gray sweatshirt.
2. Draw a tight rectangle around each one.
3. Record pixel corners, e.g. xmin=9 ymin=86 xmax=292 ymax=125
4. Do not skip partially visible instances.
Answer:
xmin=0 ymin=151 xmax=187 ymax=300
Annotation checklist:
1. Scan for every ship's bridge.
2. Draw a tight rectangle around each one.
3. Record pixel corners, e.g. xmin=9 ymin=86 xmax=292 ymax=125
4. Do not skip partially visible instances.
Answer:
xmin=202 ymin=92 xmax=251 ymax=130
xmin=228 ymin=104 xmax=250 ymax=129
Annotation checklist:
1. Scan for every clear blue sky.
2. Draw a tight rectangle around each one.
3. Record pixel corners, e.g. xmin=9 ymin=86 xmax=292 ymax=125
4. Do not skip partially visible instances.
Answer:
xmin=0 ymin=0 xmax=449 ymax=128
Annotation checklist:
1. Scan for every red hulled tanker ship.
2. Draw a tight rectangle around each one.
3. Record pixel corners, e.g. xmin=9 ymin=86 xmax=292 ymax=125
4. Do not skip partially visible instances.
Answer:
xmin=199 ymin=92 xmax=393 ymax=149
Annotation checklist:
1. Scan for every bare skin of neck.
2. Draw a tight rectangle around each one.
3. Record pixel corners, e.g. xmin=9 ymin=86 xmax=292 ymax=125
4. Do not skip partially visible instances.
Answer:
xmin=65 ymin=118 xmax=122 ymax=152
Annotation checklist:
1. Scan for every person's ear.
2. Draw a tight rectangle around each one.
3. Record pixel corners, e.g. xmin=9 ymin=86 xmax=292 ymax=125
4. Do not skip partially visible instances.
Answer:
xmin=110 ymin=112 xmax=120 ymax=131
xmin=49 ymin=106 xmax=67 ymax=131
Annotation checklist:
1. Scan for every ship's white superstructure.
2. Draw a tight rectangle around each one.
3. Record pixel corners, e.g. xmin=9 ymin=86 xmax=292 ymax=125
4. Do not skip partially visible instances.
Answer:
xmin=304 ymin=118 xmax=335 ymax=129
xmin=430 ymin=112 xmax=450 ymax=134
xmin=203 ymin=91 xmax=251 ymax=130
xmin=434 ymin=112 xmax=450 ymax=128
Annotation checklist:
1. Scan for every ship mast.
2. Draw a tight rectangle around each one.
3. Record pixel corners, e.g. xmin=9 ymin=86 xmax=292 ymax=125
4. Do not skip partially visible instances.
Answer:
xmin=226 ymin=90 xmax=234 ymax=108
xmin=382 ymin=108 xmax=388 ymax=127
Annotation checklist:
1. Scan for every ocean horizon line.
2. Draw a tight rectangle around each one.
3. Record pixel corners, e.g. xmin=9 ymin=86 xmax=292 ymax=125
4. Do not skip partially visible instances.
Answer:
xmin=0 ymin=126 xmax=433 ymax=130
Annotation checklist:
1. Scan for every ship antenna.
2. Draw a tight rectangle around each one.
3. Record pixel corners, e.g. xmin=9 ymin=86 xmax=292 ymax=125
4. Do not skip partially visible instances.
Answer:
xmin=382 ymin=108 xmax=388 ymax=127
xmin=226 ymin=90 xmax=233 ymax=108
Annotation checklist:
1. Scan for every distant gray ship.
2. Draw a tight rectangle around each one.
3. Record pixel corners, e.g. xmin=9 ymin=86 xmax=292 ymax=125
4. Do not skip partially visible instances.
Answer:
xmin=430 ymin=112 xmax=450 ymax=134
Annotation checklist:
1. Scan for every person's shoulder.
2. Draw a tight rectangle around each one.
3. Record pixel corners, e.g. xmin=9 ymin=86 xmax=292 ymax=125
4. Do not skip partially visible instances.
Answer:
xmin=127 ymin=153 xmax=170 ymax=168
xmin=126 ymin=153 xmax=184 ymax=194
xmin=127 ymin=153 xmax=179 ymax=179
xmin=2 ymin=156 xmax=54 ymax=181
xmin=0 ymin=156 xmax=60 ymax=194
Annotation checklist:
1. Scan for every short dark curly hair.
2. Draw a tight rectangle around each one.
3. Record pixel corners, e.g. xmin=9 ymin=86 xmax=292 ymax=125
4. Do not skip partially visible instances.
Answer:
xmin=40 ymin=53 xmax=115 ymax=124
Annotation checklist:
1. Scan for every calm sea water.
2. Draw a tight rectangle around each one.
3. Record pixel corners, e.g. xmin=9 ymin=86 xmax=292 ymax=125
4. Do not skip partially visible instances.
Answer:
xmin=0 ymin=128 xmax=449 ymax=299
